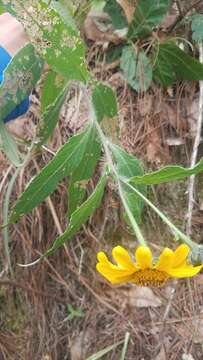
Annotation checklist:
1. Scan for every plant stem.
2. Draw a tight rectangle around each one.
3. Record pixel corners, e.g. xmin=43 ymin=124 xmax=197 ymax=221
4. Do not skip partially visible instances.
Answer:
xmin=123 ymin=179 xmax=199 ymax=251
xmin=93 ymin=118 xmax=147 ymax=246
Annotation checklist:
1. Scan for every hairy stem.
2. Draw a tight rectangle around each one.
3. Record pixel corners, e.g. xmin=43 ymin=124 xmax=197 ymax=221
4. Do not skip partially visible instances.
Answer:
xmin=124 ymin=179 xmax=199 ymax=251
xmin=93 ymin=117 xmax=147 ymax=246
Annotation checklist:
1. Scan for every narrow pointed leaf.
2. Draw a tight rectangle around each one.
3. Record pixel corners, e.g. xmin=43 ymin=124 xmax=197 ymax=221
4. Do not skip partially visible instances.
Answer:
xmin=9 ymin=127 xmax=95 ymax=223
xmin=36 ymin=71 xmax=68 ymax=145
xmin=130 ymin=158 xmax=203 ymax=185
xmin=44 ymin=173 xmax=107 ymax=257
xmin=68 ymin=126 xmax=101 ymax=217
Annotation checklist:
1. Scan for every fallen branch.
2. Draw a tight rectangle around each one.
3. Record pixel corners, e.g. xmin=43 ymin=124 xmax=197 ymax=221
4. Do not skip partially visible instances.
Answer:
xmin=186 ymin=42 xmax=203 ymax=235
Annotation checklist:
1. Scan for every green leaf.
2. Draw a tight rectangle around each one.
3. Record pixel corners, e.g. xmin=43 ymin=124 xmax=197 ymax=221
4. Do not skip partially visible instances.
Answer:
xmin=0 ymin=121 xmax=21 ymax=166
xmin=153 ymin=45 xmax=176 ymax=86
xmin=36 ymin=71 xmax=68 ymax=145
xmin=191 ymin=14 xmax=203 ymax=42
xmin=4 ymin=0 xmax=89 ymax=82
xmin=92 ymin=82 xmax=118 ymax=122
xmin=66 ymin=304 xmax=85 ymax=320
xmin=44 ymin=173 xmax=107 ymax=257
xmin=120 ymin=46 xmax=152 ymax=92
xmin=135 ymin=50 xmax=152 ymax=92
xmin=106 ymin=44 xmax=124 ymax=63
xmin=110 ymin=144 xmax=146 ymax=223
xmin=104 ymin=0 xmax=128 ymax=30
xmin=120 ymin=45 xmax=137 ymax=84
xmin=128 ymin=0 xmax=171 ymax=39
xmin=0 ymin=44 xmax=43 ymax=121
xmin=154 ymin=42 xmax=203 ymax=85
xmin=9 ymin=128 xmax=95 ymax=223
xmin=0 ymin=1 xmax=14 ymax=14
xmin=129 ymin=157 xmax=203 ymax=185
xmin=40 ymin=70 xmax=67 ymax=113
xmin=68 ymin=125 xmax=101 ymax=217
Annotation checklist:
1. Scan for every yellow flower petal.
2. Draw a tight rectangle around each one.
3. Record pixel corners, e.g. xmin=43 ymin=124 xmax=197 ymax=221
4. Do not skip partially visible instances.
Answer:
xmin=96 ymin=245 xmax=203 ymax=287
xmin=155 ymin=248 xmax=174 ymax=272
xmin=112 ymin=246 xmax=136 ymax=271
xmin=96 ymin=263 xmax=135 ymax=284
xmin=168 ymin=265 xmax=202 ymax=278
xmin=135 ymin=246 xmax=153 ymax=269
xmin=96 ymin=262 xmax=133 ymax=276
xmin=172 ymin=244 xmax=190 ymax=268
xmin=97 ymin=252 xmax=110 ymax=263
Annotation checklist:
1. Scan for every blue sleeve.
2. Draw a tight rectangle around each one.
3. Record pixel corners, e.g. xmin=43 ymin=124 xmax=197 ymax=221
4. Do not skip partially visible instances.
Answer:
xmin=0 ymin=46 xmax=30 ymax=123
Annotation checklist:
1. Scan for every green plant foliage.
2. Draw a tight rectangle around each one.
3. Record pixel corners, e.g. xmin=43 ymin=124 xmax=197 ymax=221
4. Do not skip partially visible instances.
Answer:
xmin=3 ymin=0 xmax=89 ymax=82
xmin=153 ymin=45 xmax=176 ymax=86
xmin=40 ymin=70 xmax=67 ymax=113
xmin=92 ymin=82 xmax=118 ymax=122
xmin=106 ymin=44 xmax=124 ymax=63
xmin=68 ymin=126 xmax=101 ymax=217
xmin=120 ymin=45 xmax=152 ymax=92
xmin=129 ymin=157 xmax=203 ymax=185
xmin=110 ymin=144 xmax=146 ymax=223
xmin=36 ymin=70 xmax=68 ymax=145
xmin=191 ymin=14 xmax=203 ymax=42
xmin=0 ymin=44 xmax=43 ymax=121
xmin=43 ymin=173 xmax=107 ymax=257
xmin=0 ymin=0 xmax=14 ymax=14
xmin=66 ymin=304 xmax=85 ymax=320
xmin=9 ymin=128 xmax=96 ymax=223
xmin=104 ymin=0 xmax=128 ymax=30
xmin=0 ymin=122 xmax=21 ymax=166
xmin=154 ymin=42 xmax=203 ymax=86
xmin=128 ymin=0 xmax=171 ymax=39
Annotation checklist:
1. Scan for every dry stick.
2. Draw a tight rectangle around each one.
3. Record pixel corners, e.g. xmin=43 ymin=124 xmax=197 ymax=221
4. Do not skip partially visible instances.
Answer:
xmin=168 ymin=0 xmax=202 ymax=32
xmin=156 ymin=43 xmax=203 ymax=354
xmin=156 ymin=43 xmax=203 ymax=355
xmin=186 ymin=42 xmax=203 ymax=236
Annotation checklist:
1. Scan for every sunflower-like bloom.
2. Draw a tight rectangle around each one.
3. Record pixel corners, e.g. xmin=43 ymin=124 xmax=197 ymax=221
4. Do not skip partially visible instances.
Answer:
xmin=96 ymin=244 xmax=202 ymax=287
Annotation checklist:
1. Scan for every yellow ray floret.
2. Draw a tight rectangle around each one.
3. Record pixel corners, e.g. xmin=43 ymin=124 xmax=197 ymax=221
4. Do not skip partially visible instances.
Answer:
xmin=96 ymin=244 xmax=202 ymax=287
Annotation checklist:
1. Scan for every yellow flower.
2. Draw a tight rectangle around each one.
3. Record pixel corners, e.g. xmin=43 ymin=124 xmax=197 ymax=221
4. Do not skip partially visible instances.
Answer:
xmin=96 ymin=244 xmax=202 ymax=287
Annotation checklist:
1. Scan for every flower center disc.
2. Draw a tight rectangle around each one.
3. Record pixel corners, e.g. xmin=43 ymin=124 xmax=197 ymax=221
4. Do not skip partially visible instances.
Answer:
xmin=133 ymin=269 xmax=169 ymax=287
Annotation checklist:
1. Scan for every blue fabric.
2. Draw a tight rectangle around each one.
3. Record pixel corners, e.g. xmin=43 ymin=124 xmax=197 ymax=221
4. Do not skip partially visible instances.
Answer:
xmin=0 ymin=46 xmax=30 ymax=123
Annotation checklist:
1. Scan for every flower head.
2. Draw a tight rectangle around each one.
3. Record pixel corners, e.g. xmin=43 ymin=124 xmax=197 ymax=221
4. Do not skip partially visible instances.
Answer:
xmin=96 ymin=244 xmax=202 ymax=287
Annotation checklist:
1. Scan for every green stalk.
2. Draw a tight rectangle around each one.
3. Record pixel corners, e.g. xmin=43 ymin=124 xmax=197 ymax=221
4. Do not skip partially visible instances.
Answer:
xmin=93 ymin=117 xmax=147 ymax=247
xmin=123 ymin=179 xmax=199 ymax=251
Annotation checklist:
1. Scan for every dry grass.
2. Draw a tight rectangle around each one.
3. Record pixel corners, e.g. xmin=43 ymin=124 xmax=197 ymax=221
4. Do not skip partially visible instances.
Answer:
xmin=1 ymin=44 xmax=203 ymax=360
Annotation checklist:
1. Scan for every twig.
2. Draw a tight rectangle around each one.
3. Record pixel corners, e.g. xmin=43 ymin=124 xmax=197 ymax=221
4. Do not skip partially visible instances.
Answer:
xmin=186 ymin=42 xmax=203 ymax=235
xmin=168 ymin=0 xmax=202 ymax=32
